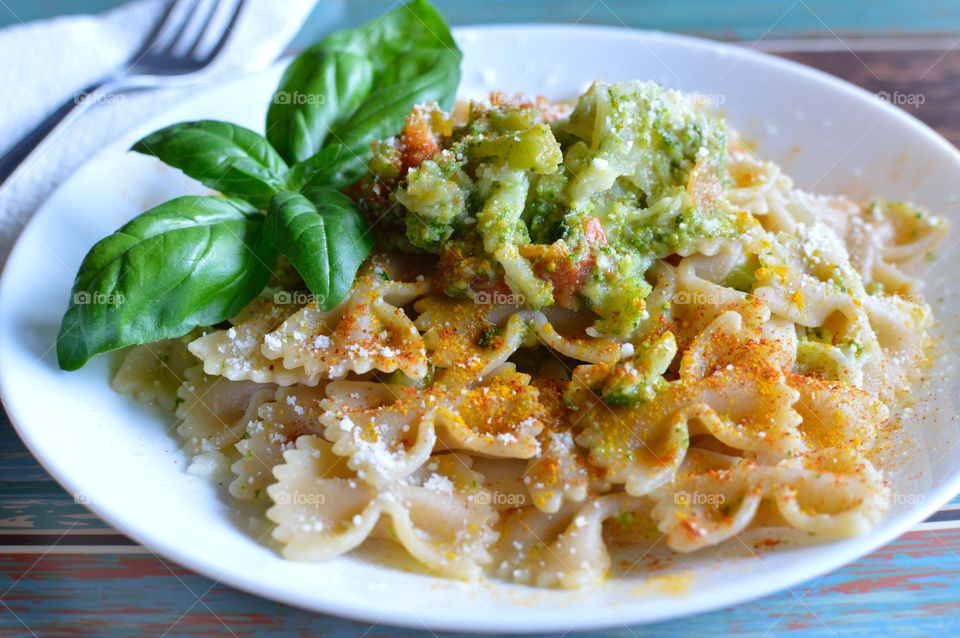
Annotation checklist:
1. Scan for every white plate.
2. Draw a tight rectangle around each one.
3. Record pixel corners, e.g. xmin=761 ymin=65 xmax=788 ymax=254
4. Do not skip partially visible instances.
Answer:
xmin=2 ymin=25 xmax=960 ymax=633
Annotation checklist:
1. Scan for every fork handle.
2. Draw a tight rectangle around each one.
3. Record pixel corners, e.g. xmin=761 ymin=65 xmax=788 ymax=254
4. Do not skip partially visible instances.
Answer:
xmin=0 ymin=83 xmax=108 ymax=188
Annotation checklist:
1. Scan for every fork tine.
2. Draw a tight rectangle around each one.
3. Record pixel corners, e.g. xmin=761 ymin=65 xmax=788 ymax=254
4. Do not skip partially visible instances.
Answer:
xmin=184 ymin=0 xmax=229 ymax=60
xmin=197 ymin=0 xmax=246 ymax=63
xmin=137 ymin=0 xmax=183 ymax=52
xmin=142 ymin=0 xmax=200 ymax=55
xmin=169 ymin=0 xmax=218 ymax=57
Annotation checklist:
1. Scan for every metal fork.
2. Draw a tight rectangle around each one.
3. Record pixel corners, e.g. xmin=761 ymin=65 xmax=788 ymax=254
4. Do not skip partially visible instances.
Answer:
xmin=0 ymin=0 xmax=247 ymax=187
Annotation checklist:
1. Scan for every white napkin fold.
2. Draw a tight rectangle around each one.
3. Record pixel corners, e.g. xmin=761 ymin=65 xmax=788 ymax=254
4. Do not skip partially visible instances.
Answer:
xmin=0 ymin=0 xmax=318 ymax=264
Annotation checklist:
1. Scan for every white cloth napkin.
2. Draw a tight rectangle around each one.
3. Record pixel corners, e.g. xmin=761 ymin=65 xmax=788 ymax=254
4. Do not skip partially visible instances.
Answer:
xmin=0 ymin=0 xmax=318 ymax=264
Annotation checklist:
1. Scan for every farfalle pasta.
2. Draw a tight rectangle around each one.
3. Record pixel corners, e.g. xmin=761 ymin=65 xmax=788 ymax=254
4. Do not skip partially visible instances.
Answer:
xmin=111 ymin=80 xmax=946 ymax=590
xmin=267 ymin=435 xmax=497 ymax=579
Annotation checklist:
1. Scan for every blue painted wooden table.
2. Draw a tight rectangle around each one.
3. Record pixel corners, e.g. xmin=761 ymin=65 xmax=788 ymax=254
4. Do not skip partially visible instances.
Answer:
xmin=2 ymin=1 xmax=960 ymax=636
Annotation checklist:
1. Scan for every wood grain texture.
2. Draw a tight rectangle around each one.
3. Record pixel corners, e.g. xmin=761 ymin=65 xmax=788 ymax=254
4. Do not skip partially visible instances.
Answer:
xmin=1 ymin=530 xmax=959 ymax=637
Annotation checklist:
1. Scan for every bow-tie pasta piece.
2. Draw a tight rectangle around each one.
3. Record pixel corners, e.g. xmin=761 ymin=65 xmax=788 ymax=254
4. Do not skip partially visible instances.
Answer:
xmin=262 ymin=274 xmax=429 ymax=381
xmin=678 ymin=303 xmax=769 ymax=379
xmin=492 ymin=502 xmax=577 ymax=585
xmin=649 ymin=449 xmax=765 ymax=552
xmin=678 ymin=309 xmax=804 ymax=460
xmin=415 ymin=297 xmax=618 ymax=389
xmin=382 ymin=453 xmax=499 ymax=579
xmin=789 ymin=373 xmax=888 ymax=452
xmin=684 ymin=370 xmax=803 ymax=462
xmin=755 ymin=225 xmax=865 ymax=321
xmin=321 ymin=381 xmax=439 ymax=486
xmin=650 ymin=447 xmax=889 ymax=551
xmin=860 ymin=292 xmax=934 ymax=402
xmin=522 ymin=380 xmax=597 ymax=513
xmin=679 ymin=301 xmax=798 ymax=377
xmin=669 ymin=248 xmax=758 ymax=341
xmin=322 ymin=367 xmax=550 ymax=487
xmin=524 ymin=431 xmax=595 ymax=513
xmin=112 ymin=336 xmax=198 ymax=410
xmin=267 ymin=435 xmax=381 ymax=560
xmin=434 ymin=366 xmax=546 ymax=458
xmin=572 ymin=334 xmax=689 ymax=496
xmin=847 ymin=200 xmax=948 ymax=294
xmin=772 ymin=448 xmax=889 ymax=537
xmin=574 ymin=384 xmax=691 ymax=497
xmin=413 ymin=295 xmax=517 ymax=369
xmin=751 ymin=224 xmax=886 ymax=388
xmin=175 ymin=365 xmax=276 ymax=455
xmin=268 ymin=436 xmax=497 ymax=578
xmin=526 ymin=311 xmax=620 ymax=365
xmin=493 ymin=494 xmax=647 ymax=589
xmin=416 ymin=296 xmax=533 ymax=386
xmin=230 ymin=384 xmax=328 ymax=500
xmin=726 ymin=152 xmax=826 ymax=233
xmin=188 ymin=297 xmax=314 ymax=385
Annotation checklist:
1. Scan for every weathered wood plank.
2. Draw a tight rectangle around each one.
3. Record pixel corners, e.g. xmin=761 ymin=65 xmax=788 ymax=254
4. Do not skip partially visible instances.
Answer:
xmin=0 ymin=419 xmax=113 ymax=533
xmin=0 ymin=530 xmax=958 ymax=636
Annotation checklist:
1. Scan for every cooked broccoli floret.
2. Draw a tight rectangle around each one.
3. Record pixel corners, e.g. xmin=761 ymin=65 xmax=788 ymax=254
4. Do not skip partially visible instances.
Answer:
xmin=395 ymin=157 xmax=471 ymax=251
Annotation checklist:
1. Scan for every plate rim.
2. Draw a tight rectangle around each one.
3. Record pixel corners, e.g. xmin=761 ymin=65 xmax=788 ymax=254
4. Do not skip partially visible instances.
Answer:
xmin=2 ymin=23 xmax=959 ymax=633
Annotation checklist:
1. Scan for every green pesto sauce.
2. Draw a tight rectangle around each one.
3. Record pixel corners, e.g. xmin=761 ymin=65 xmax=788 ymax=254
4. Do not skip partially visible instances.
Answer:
xmin=359 ymin=80 xmax=737 ymax=336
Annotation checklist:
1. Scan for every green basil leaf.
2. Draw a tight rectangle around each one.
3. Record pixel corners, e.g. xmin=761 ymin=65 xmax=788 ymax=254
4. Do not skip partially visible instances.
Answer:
xmin=266 ymin=190 xmax=372 ymax=310
xmin=267 ymin=0 xmax=461 ymax=167
xmin=322 ymin=0 xmax=458 ymax=66
xmin=290 ymin=50 xmax=458 ymax=195
xmin=267 ymin=52 xmax=374 ymax=165
xmin=57 ymin=196 xmax=275 ymax=370
xmin=132 ymin=121 xmax=289 ymax=208
xmin=329 ymin=49 xmax=460 ymax=151
xmin=286 ymin=143 xmax=364 ymax=191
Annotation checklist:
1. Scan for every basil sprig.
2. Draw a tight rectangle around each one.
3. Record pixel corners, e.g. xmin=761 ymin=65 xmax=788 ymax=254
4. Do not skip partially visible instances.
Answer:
xmin=57 ymin=0 xmax=461 ymax=370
